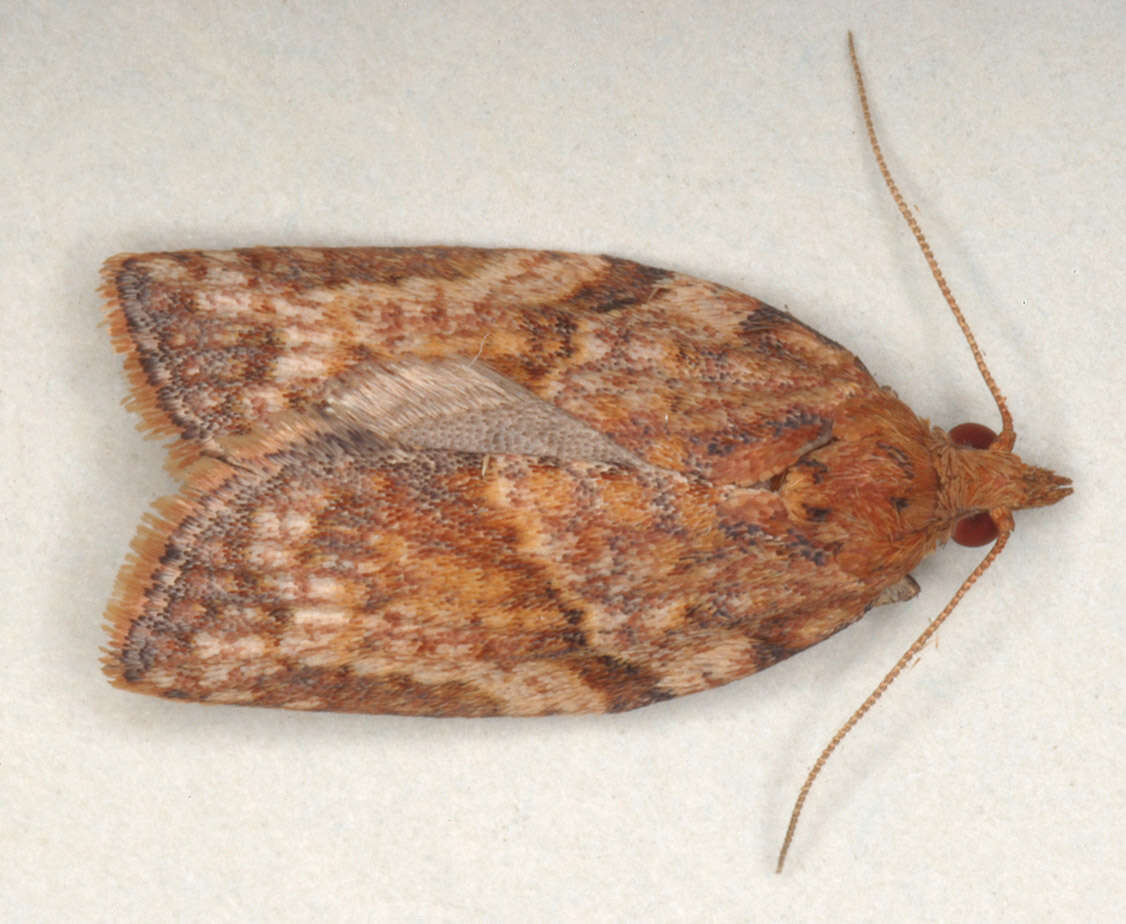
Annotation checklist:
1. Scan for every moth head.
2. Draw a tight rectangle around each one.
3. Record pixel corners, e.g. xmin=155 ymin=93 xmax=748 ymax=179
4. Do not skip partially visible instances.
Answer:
xmin=944 ymin=421 xmax=1072 ymax=546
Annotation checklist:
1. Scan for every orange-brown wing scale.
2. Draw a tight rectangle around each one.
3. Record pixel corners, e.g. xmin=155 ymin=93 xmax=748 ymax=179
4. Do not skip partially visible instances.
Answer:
xmin=106 ymin=439 xmax=886 ymax=714
xmin=102 ymin=247 xmax=946 ymax=714
xmin=102 ymin=247 xmax=876 ymax=484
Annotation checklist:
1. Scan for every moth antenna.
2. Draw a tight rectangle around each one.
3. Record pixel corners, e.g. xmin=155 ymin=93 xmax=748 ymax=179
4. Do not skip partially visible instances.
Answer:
xmin=846 ymin=32 xmax=1014 ymax=448
xmin=776 ymin=517 xmax=1012 ymax=872
xmin=777 ymin=36 xmax=1023 ymax=871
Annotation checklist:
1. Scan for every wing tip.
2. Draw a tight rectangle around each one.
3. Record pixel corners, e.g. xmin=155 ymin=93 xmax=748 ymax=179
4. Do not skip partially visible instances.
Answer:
xmin=101 ymin=252 xmax=204 ymax=469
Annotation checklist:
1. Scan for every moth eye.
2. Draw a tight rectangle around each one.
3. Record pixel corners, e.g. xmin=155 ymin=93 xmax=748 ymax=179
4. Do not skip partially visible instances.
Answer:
xmin=950 ymin=422 xmax=1002 ymax=544
xmin=953 ymin=511 xmax=1000 ymax=547
xmin=949 ymin=422 xmax=997 ymax=450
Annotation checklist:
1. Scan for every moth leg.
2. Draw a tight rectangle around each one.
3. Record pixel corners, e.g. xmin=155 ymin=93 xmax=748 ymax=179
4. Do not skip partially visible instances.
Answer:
xmin=868 ymin=575 xmax=920 ymax=609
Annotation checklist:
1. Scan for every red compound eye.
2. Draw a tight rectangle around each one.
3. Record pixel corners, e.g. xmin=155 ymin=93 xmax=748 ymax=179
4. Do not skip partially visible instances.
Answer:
xmin=954 ymin=511 xmax=999 ymax=546
xmin=949 ymin=422 xmax=997 ymax=450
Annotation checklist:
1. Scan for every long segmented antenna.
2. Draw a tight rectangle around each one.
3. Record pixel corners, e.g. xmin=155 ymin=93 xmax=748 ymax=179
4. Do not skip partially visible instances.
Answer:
xmin=846 ymin=32 xmax=1014 ymax=449
xmin=776 ymin=34 xmax=1019 ymax=872
xmin=777 ymin=515 xmax=1012 ymax=871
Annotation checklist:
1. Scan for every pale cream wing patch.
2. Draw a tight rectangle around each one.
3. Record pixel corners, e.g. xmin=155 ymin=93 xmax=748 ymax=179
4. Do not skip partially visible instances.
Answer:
xmin=215 ymin=357 xmax=646 ymax=468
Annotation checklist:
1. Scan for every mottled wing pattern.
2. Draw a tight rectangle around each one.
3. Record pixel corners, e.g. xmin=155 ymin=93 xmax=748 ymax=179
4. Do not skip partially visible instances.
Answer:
xmin=105 ymin=435 xmax=875 ymax=714
xmin=102 ymin=246 xmax=902 ymax=714
xmin=102 ymin=247 xmax=878 ymax=485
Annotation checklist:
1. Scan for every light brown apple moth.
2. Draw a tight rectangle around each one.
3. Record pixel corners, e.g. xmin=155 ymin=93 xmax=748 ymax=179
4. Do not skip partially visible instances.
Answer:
xmin=99 ymin=36 xmax=1070 ymax=870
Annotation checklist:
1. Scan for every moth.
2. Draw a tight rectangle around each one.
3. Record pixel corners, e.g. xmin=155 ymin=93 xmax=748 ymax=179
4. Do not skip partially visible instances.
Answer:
xmin=101 ymin=243 xmax=1067 ymax=708
xmin=100 ymin=37 xmax=1069 ymax=867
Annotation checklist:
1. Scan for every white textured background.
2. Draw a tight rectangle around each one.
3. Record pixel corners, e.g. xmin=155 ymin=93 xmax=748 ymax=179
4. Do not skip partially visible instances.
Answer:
xmin=2 ymin=1 xmax=1122 ymax=921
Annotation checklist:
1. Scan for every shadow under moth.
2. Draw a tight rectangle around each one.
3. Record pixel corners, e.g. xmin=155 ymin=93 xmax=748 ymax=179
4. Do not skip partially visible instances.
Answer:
xmin=100 ymin=37 xmax=1070 ymax=869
